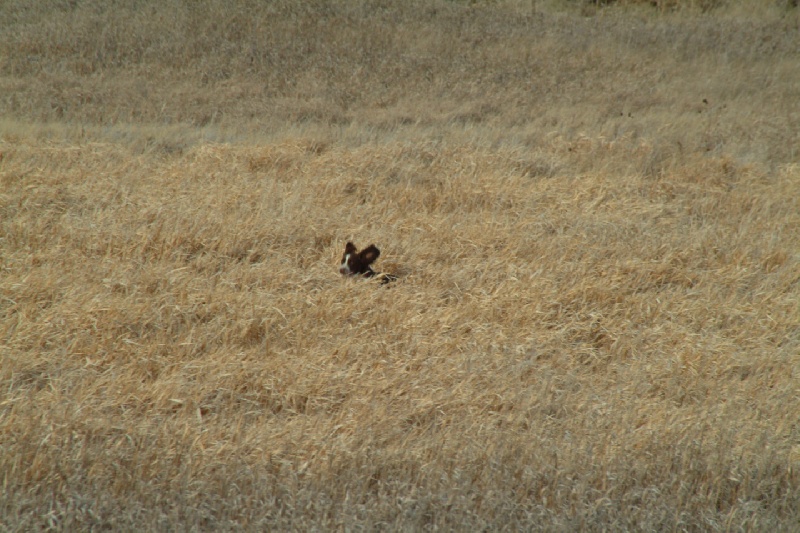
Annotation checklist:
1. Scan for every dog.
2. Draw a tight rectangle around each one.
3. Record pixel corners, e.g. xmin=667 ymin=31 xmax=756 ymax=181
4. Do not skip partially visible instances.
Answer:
xmin=338 ymin=242 xmax=396 ymax=284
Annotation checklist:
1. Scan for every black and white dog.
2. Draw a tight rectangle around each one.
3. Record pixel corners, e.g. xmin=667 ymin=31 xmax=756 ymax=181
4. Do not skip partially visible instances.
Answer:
xmin=338 ymin=242 xmax=396 ymax=284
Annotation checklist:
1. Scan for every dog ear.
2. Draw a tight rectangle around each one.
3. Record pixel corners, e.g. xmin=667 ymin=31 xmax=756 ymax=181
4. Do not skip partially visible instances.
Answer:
xmin=344 ymin=242 xmax=357 ymax=254
xmin=360 ymin=244 xmax=380 ymax=265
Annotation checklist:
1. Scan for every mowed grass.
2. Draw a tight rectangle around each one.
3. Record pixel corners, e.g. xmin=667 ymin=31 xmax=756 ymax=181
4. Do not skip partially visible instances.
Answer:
xmin=2 ymin=0 xmax=800 ymax=530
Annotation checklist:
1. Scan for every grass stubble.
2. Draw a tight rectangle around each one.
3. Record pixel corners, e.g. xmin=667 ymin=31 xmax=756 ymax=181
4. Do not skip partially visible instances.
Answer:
xmin=1 ymin=0 xmax=800 ymax=530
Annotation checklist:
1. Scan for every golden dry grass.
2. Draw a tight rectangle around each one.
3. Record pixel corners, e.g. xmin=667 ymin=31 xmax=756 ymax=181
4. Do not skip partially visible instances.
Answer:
xmin=2 ymin=0 xmax=800 ymax=530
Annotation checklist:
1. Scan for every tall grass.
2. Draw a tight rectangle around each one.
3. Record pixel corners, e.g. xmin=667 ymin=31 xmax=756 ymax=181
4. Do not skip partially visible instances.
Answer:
xmin=2 ymin=0 xmax=799 ymax=530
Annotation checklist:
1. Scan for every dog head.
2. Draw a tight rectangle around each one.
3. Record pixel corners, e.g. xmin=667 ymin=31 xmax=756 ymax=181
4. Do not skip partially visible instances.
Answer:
xmin=339 ymin=242 xmax=380 ymax=277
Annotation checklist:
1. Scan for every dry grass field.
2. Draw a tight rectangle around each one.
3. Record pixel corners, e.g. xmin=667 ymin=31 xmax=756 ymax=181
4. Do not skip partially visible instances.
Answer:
xmin=2 ymin=0 xmax=800 ymax=530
